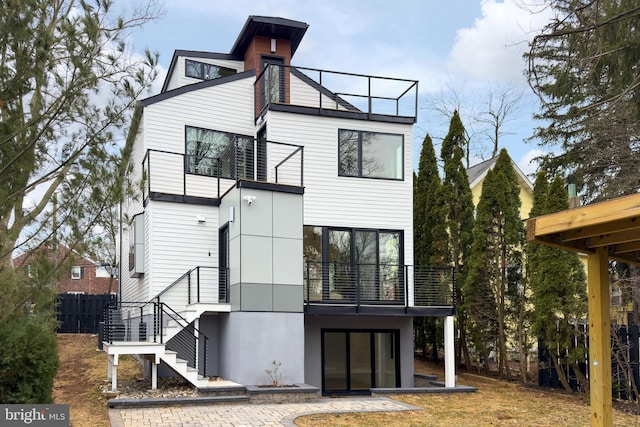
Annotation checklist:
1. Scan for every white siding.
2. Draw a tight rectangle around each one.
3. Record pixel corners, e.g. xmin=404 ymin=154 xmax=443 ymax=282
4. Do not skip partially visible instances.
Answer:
xmin=120 ymin=126 xmax=151 ymax=304
xmin=164 ymin=56 xmax=245 ymax=91
xmin=290 ymin=74 xmax=352 ymax=111
xmin=142 ymin=77 xmax=255 ymax=198
xmin=266 ymin=110 xmax=414 ymax=266
xmin=146 ymin=201 xmax=220 ymax=304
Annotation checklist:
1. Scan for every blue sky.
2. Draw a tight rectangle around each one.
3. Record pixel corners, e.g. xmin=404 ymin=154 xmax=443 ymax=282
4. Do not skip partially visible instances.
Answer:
xmin=129 ymin=0 xmax=553 ymax=177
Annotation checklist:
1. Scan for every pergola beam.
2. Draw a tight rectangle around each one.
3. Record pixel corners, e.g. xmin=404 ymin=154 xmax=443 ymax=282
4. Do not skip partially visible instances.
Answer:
xmin=526 ymin=192 xmax=640 ymax=427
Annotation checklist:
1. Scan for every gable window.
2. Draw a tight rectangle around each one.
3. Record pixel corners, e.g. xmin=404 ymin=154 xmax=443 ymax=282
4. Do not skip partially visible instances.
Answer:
xmin=338 ymin=130 xmax=403 ymax=180
xmin=185 ymin=59 xmax=236 ymax=81
xmin=71 ymin=266 xmax=84 ymax=280
xmin=185 ymin=126 xmax=254 ymax=180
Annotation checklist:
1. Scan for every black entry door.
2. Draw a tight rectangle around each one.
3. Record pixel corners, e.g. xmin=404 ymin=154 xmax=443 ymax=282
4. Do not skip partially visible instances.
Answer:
xmin=321 ymin=330 xmax=400 ymax=395
xmin=219 ymin=224 xmax=229 ymax=303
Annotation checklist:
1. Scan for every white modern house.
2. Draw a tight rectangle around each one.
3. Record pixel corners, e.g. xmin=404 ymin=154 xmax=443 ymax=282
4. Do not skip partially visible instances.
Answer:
xmin=105 ymin=15 xmax=456 ymax=395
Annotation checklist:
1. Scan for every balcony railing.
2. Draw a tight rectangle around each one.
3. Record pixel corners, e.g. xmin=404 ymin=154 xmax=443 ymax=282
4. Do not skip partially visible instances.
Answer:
xmin=303 ymin=262 xmax=455 ymax=310
xmin=256 ymin=64 xmax=419 ymax=120
xmin=142 ymin=138 xmax=303 ymax=202
xmin=103 ymin=301 xmax=209 ymax=376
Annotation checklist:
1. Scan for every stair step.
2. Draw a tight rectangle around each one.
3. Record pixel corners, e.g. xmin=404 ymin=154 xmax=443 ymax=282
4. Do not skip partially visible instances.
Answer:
xmin=109 ymin=395 xmax=250 ymax=409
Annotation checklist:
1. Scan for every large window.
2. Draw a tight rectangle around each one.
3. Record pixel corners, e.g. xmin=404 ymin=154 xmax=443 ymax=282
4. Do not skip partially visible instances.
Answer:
xmin=322 ymin=330 xmax=400 ymax=394
xmin=338 ymin=130 xmax=403 ymax=180
xmin=303 ymin=226 xmax=403 ymax=302
xmin=185 ymin=59 xmax=236 ymax=81
xmin=185 ymin=126 xmax=254 ymax=179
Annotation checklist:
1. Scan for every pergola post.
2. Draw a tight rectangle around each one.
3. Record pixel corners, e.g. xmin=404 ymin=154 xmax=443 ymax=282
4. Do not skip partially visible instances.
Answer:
xmin=587 ymin=246 xmax=612 ymax=427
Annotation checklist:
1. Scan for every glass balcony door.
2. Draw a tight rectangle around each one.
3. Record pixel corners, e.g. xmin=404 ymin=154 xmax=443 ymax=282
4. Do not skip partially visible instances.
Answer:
xmin=321 ymin=330 xmax=399 ymax=395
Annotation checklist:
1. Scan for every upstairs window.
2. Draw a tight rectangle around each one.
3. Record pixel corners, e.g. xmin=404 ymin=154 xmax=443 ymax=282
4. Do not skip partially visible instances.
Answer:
xmin=338 ymin=130 xmax=403 ymax=180
xmin=185 ymin=126 xmax=254 ymax=180
xmin=185 ymin=59 xmax=236 ymax=81
xmin=71 ymin=266 xmax=84 ymax=280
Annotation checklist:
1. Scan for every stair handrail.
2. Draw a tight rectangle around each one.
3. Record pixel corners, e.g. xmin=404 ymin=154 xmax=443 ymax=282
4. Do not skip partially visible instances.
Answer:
xmin=157 ymin=299 xmax=208 ymax=375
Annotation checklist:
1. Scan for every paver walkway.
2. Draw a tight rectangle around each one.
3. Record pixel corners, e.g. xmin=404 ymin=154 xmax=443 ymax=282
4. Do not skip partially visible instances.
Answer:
xmin=109 ymin=397 xmax=422 ymax=427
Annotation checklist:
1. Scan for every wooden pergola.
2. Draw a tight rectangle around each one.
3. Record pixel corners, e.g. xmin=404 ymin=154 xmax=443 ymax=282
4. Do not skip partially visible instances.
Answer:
xmin=527 ymin=192 xmax=640 ymax=427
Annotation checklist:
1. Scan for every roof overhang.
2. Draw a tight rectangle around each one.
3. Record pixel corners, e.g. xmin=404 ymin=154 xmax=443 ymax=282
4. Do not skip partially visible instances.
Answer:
xmin=526 ymin=192 xmax=640 ymax=266
xmin=230 ymin=15 xmax=309 ymax=57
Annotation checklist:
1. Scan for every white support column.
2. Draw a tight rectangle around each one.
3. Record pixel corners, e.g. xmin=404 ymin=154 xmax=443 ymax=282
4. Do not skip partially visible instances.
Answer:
xmin=151 ymin=355 xmax=158 ymax=390
xmin=111 ymin=354 xmax=119 ymax=392
xmin=107 ymin=354 xmax=113 ymax=380
xmin=444 ymin=315 xmax=456 ymax=388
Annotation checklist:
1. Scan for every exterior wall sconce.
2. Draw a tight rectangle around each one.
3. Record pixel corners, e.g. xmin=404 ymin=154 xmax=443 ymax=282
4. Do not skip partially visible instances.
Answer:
xmin=243 ymin=196 xmax=256 ymax=205
xmin=271 ymin=38 xmax=277 ymax=53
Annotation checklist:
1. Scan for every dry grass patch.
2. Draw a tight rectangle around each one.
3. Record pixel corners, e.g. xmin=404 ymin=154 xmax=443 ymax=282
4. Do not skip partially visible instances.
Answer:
xmin=53 ymin=334 xmax=141 ymax=427
xmin=296 ymin=361 xmax=640 ymax=427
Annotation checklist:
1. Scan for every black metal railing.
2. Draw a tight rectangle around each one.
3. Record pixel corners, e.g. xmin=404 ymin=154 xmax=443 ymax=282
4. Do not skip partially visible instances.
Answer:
xmin=303 ymin=262 xmax=455 ymax=308
xmin=142 ymin=138 xmax=303 ymax=202
xmin=103 ymin=300 xmax=209 ymax=375
xmin=155 ymin=266 xmax=227 ymax=307
xmin=255 ymin=64 xmax=419 ymax=119
xmin=102 ymin=266 xmax=230 ymax=376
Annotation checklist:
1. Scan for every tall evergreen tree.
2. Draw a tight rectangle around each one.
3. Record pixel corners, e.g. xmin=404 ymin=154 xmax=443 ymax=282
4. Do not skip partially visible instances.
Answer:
xmin=527 ymin=0 xmax=640 ymax=201
xmin=528 ymin=174 xmax=588 ymax=392
xmin=464 ymin=149 xmax=524 ymax=378
xmin=438 ymin=111 xmax=474 ymax=368
xmin=413 ymin=134 xmax=447 ymax=360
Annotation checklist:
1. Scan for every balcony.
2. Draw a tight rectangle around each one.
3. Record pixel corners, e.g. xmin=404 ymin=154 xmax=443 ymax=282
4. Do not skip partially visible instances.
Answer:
xmin=255 ymin=64 xmax=419 ymax=123
xmin=303 ymin=263 xmax=455 ymax=316
xmin=142 ymin=138 xmax=303 ymax=205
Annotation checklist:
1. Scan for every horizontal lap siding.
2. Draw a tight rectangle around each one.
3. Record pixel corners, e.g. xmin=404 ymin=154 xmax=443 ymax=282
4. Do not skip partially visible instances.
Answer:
xmin=266 ymin=111 xmax=414 ymax=266
xmin=120 ymin=129 xmax=150 ymax=304
xmin=143 ymin=78 xmax=255 ymax=155
xmin=143 ymin=78 xmax=255 ymax=199
xmin=290 ymin=75 xmax=351 ymax=111
xmin=147 ymin=201 xmax=219 ymax=300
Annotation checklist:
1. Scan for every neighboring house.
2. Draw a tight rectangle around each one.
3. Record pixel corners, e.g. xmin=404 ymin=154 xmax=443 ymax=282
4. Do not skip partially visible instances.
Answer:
xmin=12 ymin=243 xmax=118 ymax=295
xmin=108 ymin=15 xmax=456 ymax=394
xmin=466 ymin=154 xmax=534 ymax=219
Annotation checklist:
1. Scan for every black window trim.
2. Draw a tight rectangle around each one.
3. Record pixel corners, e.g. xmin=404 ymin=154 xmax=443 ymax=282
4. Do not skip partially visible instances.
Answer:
xmin=184 ymin=58 xmax=237 ymax=81
xmin=184 ymin=125 xmax=254 ymax=179
xmin=337 ymin=129 xmax=405 ymax=181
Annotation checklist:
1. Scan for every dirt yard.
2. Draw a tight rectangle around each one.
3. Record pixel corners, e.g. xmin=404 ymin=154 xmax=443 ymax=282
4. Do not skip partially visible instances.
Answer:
xmin=54 ymin=334 xmax=640 ymax=426
xmin=53 ymin=334 xmax=141 ymax=427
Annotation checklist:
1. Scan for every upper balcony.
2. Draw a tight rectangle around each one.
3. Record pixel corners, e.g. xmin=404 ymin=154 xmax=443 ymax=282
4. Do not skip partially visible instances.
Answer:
xmin=304 ymin=263 xmax=456 ymax=317
xmin=255 ymin=64 xmax=419 ymax=124
xmin=142 ymin=137 xmax=304 ymax=206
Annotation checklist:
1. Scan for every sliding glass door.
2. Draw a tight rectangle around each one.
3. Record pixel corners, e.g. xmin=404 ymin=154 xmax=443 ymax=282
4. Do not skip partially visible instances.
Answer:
xmin=321 ymin=330 xmax=400 ymax=394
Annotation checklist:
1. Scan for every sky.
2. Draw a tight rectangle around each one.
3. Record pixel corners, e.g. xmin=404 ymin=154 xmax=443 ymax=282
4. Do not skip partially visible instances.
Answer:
xmin=127 ymin=0 xmax=555 ymax=178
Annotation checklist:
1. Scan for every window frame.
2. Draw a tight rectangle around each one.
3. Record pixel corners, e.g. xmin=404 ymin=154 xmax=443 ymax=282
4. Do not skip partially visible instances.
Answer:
xmin=71 ymin=266 xmax=83 ymax=280
xmin=337 ymin=129 xmax=404 ymax=181
xmin=184 ymin=125 xmax=254 ymax=180
xmin=184 ymin=59 xmax=236 ymax=81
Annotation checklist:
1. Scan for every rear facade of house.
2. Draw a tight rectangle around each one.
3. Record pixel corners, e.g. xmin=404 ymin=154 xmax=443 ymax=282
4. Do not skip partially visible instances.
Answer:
xmin=115 ymin=16 xmax=455 ymax=395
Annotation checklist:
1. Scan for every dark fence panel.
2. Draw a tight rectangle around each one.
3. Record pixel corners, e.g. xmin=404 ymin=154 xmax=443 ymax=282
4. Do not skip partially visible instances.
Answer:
xmin=538 ymin=323 xmax=639 ymax=401
xmin=56 ymin=293 xmax=117 ymax=334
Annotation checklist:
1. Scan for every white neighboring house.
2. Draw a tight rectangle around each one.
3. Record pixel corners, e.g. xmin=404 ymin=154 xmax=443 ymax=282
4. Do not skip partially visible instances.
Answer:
xmin=106 ymin=15 xmax=457 ymax=395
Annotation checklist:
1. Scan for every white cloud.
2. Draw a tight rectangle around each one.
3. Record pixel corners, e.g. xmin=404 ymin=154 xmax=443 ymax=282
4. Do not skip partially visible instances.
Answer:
xmin=517 ymin=148 xmax=545 ymax=178
xmin=447 ymin=0 xmax=553 ymax=85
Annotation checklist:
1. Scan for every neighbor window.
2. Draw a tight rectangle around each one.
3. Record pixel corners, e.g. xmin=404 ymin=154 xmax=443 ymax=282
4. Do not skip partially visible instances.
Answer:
xmin=185 ymin=59 xmax=236 ymax=81
xmin=71 ymin=266 xmax=83 ymax=280
xmin=185 ymin=126 xmax=254 ymax=179
xmin=338 ymin=130 xmax=403 ymax=180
